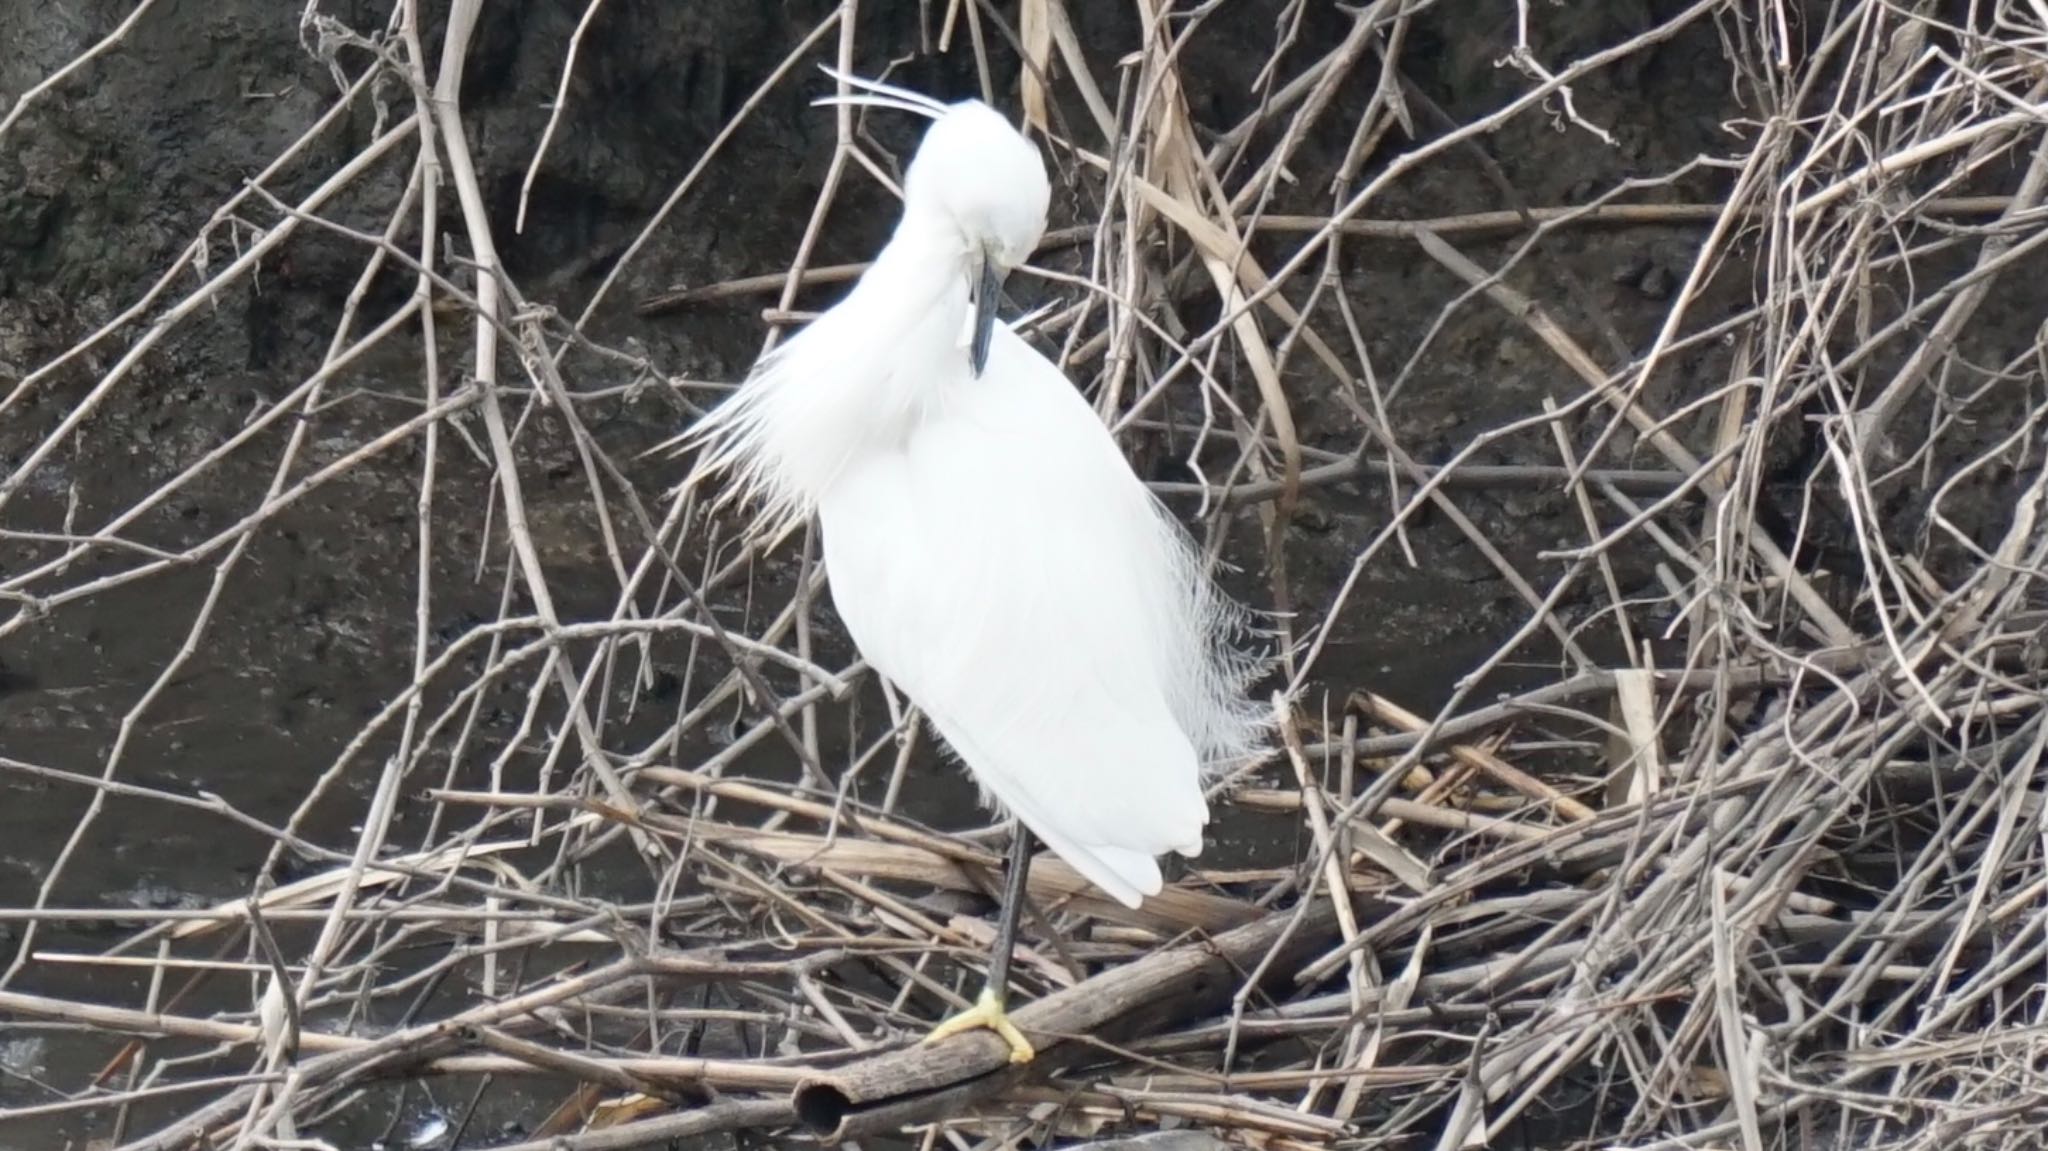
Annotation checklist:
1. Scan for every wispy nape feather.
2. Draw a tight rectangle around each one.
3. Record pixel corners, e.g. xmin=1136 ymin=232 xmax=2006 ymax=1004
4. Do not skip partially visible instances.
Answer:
xmin=811 ymin=66 xmax=948 ymax=120
xmin=675 ymin=335 xmax=821 ymax=548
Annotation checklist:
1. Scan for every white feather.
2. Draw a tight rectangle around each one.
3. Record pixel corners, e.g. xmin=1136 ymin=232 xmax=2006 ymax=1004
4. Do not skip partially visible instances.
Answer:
xmin=683 ymin=95 xmax=1268 ymax=909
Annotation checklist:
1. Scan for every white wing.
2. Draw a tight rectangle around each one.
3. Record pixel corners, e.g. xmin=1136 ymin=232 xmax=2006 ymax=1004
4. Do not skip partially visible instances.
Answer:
xmin=819 ymin=326 xmax=1225 ymax=907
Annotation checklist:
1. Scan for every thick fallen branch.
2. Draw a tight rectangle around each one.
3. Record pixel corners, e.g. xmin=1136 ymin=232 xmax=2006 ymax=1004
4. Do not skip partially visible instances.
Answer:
xmin=790 ymin=898 xmax=1346 ymax=1141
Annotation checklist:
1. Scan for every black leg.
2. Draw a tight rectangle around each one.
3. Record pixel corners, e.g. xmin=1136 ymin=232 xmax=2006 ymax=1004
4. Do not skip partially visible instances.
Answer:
xmin=923 ymin=820 xmax=1039 ymax=1062
xmin=984 ymin=820 xmax=1035 ymax=1003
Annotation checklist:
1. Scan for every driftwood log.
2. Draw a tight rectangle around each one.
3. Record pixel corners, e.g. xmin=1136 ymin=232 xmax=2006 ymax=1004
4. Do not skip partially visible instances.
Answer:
xmin=793 ymin=898 xmax=1346 ymax=1141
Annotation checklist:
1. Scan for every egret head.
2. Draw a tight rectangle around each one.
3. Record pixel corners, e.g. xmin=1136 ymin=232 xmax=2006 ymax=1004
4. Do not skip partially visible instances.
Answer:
xmin=903 ymin=100 xmax=1051 ymax=377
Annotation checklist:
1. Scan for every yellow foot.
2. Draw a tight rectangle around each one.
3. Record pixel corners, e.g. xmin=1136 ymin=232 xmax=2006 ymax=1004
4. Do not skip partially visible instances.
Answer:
xmin=924 ymin=986 xmax=1035 ymax=1064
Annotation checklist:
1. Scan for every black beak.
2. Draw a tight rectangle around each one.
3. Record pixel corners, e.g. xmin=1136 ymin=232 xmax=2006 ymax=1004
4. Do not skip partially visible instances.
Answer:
xmin=969 ymin=250 xmax=1005 ymax=378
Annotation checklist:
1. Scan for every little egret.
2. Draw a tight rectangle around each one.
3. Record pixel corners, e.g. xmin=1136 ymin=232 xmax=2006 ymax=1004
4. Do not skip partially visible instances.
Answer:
xmin=684 ymin=76 xmax=1268 ymax=1063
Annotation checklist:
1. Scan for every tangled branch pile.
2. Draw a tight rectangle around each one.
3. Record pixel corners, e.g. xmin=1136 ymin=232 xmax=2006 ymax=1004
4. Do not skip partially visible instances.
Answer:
xmin=3 ymin=1 xmax=2047 ymax=1148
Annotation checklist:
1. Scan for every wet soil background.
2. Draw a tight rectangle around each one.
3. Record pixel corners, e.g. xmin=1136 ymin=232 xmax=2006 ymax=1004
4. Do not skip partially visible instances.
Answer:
xmin=1 ymin=1 xmax=2040 ymax=1147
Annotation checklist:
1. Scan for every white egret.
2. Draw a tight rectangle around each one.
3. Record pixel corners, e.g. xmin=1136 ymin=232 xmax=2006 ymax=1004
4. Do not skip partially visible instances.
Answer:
xmin=683 ymin=76 xmax=1268 ymax=1063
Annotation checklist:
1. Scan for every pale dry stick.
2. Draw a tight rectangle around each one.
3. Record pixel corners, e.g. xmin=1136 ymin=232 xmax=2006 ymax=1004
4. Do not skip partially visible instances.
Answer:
xmin=507 ymin=323 xmax=847 ymax=802
xmin=1501 ymin=0 xmax=1616 ymax=145
xmin=1065 ymin=78 xmax=1151 ymax=427
xmin=1414 ymin=228 xmax=1859 ymax=651
xmin=0 ymin=302 xmax=434 ymax=988
xmin=0 ymin=61 xmax=381 ymax=416
xmin=1794 ymin=8 xmax=1946 ymax=192
xmin=1370 ymin=750 xmax=1470 ymax=842
xmin=1249 ymin=0 xmax=1308 ymax=95
xmin=0 ymin=905 xmax=565 ymax=924
xmin=0 ymin=289 xmax=424 ymax=617
xmin=570 ymin=7 xmax=842 ymax=332
xmin=459 ymin=1100 xmax=801 ymax=1151
xmin=878 ymin=707 xmax=924 ymax=814
xmin=1690 ymin=354 xmax=1755 ymax=673
xmin=1072 ymin=155 xmax=1608 ymax=678
xmin=1544 ymin=395 xmax=1641 ymax=667
xmin=813 ymin=870 xmax=995 ymax=983
xmin=1016 ymin=0 xmax=1053 ymax=135
xmin=1792 ymin=99 xmax=2048 ymax=219
xmin=1351 ymin=6 xmax=1418 ymax=177
xmin=794 ymin=525 xmax=824 ymax=783
xmin=938 ymin=0 xmax=964 ymax=51
xmin=256 ymin=151 xmax=451 ymax=1025
xmin=763 ymin=5 xmax=862 ymax=361
xmin=1200 ymin=15 xmax=1360 ymax=172
xmin=0 ymin=111 xmax=417 ymax=525
xmin=1252 ymin=196 xmax=2016 ymax=238
xmin=112 ymin=958 xmax=686 ymax=1151
xmin=1333 ymin=917 xmax=1425 ymax=1124
xmin=1283 ymin=377 xmax=1618 ymax=689
xmin=1153 ymin=456 xmax=1693 ymax=509
xmin=1040 ymin=0 xmax=1116 ymax=141
xmin=1918 ymin=448 xmax=2048 ymax=676
xmin=1200 ymin=0 xmax=1723 ymax=351
xmin=1231 ymin=788 xmax=1550 ymax=846
xmin=393 ymin=0 xmax=460 ymax=870
xmin=1854 ymin=129 xmax=2048 ymax=458
xmin=627 ymin=769 xmax=990 ymax=869
xmin=639 ymin=198 xmax=2016 ymax=313
xmin=1924 ymin=722 xmax=2047 ymax=1008
xmin=1077 ymin=1087 xmax=1352 ymax=1141
xmin=1271 ymin=695 xmax=1372 ymax=1117
xmin=0 ymin=755 xmax=329 ymax=866
xmin=0 ymin=0 xmax=169 ymax=142
xmin=0 ymin=1073 xmax=290 ymax=1126
xmin=1326 ymin=129 xmax=1413 ymax=569
xmin=1362 ymin=694 xmax=1596 ymax=822
xmin=1817 ymin=426 xmax=1950 ymax=726
xmin=516 ymin=0 xmax=610 ymax=233
xmin=1709 ymin=872 xmax=1768 ymax=1151
xmin=421 ymin=0 xmax=658 ymax=871
xmin=1565 ymin=442 xmax=1751 ymax=586
xmin=1132 ymin=0 xmax=1302 ymax=532
xmin=1222 ymin=2 xmax=1385 ymax=219
xmin=956 ymin=0 xmax=997 ymax=105
xmin=1388 ymin=158 xmax=1721 ymax=414
xmin=1058 ymin=68 xmax=1165 ymax=423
